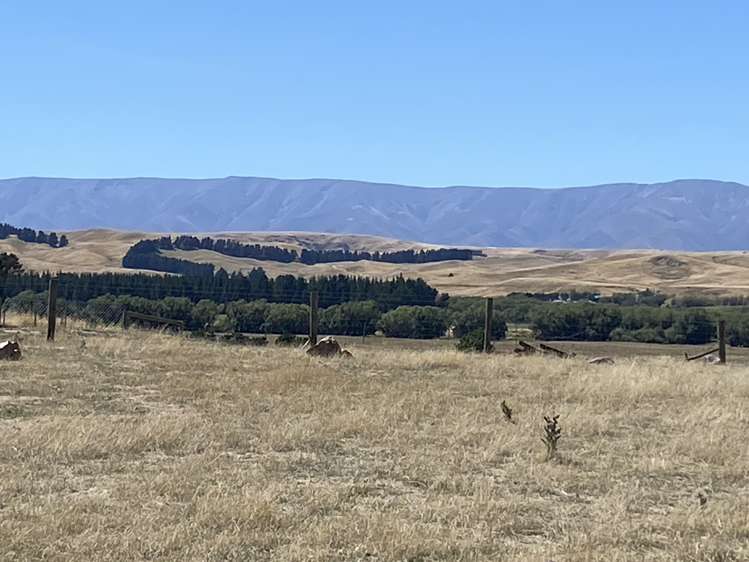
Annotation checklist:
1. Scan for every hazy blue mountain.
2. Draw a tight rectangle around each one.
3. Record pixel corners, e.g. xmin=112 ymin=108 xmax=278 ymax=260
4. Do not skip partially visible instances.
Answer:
xmin=1 ymin=176 xmax=748 ymax=250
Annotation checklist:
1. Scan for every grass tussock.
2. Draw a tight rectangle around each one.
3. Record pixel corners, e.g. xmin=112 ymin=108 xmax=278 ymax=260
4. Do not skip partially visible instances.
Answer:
xmin=0 ymin=327 xmax=748 ymax=561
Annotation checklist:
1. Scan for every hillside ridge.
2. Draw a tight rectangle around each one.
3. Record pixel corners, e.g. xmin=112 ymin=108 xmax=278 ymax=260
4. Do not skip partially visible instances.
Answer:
xmin=4 ymin=228 xmax=749 ymax=298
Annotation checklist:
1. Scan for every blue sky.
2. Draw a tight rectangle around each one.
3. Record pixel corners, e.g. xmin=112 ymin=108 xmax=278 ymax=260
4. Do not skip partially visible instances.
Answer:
xmin=1 ymin=1 xmax=747 ymax=187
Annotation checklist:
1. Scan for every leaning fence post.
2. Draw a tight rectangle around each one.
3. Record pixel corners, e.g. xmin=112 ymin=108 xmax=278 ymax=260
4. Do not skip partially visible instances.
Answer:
xmin=47 ymin=277 xmax=59 ymax=341
xmin=718 ymin=320 xmax=726 ymax=364
xmin=483 ymin=297 xmax=493 ymax=353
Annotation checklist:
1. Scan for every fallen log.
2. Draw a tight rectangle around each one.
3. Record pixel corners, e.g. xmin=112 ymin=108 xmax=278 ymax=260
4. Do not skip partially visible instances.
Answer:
xmin=685 ymin=347 xmax=720 ymax=362
xmin=514 ymin=340 xmax=539 ymax=354
xmin=539 ymin=343 xmax=575 ymax=358
xmin=588 ymin=356 xmax=615 ymax=365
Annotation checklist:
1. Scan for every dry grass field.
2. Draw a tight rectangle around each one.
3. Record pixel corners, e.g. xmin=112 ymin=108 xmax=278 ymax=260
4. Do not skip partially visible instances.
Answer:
xmin=1 ymin=325 xmax=747 ymax=561
xmin=6 ymin=229 xmax=749 ymax=297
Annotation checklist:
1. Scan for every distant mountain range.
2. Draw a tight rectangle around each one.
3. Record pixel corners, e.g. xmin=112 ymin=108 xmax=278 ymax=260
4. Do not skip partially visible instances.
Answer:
xmin=1 ymin=176 xmax=748 ymax=251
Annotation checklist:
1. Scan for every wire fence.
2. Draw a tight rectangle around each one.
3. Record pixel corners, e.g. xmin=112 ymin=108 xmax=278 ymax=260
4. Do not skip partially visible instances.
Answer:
xmin=0 ymin=283 xmax=737 ymax=360
xmin=1 ymin=298 xmax=126 ymax=331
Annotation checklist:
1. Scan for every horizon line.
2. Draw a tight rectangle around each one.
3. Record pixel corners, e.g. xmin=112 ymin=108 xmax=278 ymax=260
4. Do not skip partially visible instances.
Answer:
xmin=1 ymin=175 xmax=747 ymax=192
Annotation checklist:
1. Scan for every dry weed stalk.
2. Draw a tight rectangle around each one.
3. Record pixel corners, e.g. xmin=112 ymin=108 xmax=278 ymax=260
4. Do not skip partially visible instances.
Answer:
xmin=501 ymin=400 xmax=516 ymax=424
xmin=542 ymin=414 xmax=561 ymax=461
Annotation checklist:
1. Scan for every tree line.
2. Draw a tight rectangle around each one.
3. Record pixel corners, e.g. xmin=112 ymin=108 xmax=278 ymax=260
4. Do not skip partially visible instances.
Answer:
xmin=122 ymin=235 xmax=477 ymax=270
xmin=7 ymin=248 xmax=749 ymax=345
xmin=1 ymin=265 xmax=441 ymax=311
xmin=455 ymin=295 xmax=725 ymax=345
xmin=0 ymin=223 xmax=69 ymax=248
xmin=122 ymin=239 xmax=216 ymax=276
xmin=2 ymin=291 xmax=482 ymax=340
xmin=298 ymin=247 xmax=478 ymax=264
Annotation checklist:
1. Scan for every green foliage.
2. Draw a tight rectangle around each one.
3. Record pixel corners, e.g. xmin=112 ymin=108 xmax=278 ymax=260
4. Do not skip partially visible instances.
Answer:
xmin=530 ymin=304 xmax=621 ymax=341
xmin=2 ymin=268 xmax=439 ymax=313
xmin=300 ymin=247 xmax=476 ymax=265
xmin=320 ymin=300 xmax=381 ymax=336
xmin=262 ymin=303 xmax=309 ymax=335
xmin=159 ymin=297 xmax=194 ymax=325
xmin=447 ymin=298 xmax=507 ymax=338
xmin=123 ymin=239 xmax=216 ymax=276
xmin=191 ymin=299 xmax=221 ymax=331
xmin=0 ymin=224 xmax=65 ymax=248
xmin=4 ymin=289 xmax=35 ymax=313
xmin=0 ymin=252 xmax=22 ymax=278
xmin=671 ymin=309 xmax=715 ymax=345
xmin=212 ymin=314 xmax=234 ymax=333
xmin=378 ymin=306 xmax=447 ymax=339
xmin=225 ymin=300 xmax=268 ymax=333
xmin=456 ymin=329 xmax=490 ymax=352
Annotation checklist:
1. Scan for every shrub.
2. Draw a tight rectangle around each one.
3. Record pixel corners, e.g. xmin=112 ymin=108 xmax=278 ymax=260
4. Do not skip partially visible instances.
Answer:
xmin=320 ymin=301 xmax=381 ymax=336
xmin=456 ymin=329 xmax=491 ymax=352
xmin=226 ymin=300 xmax=269 ymax=333
xmin=262 ymin=303 xmax=309 ymax=334
xmin=378 ymin=306 xmax=447 ymax=339
xmin=448 ymin=301 xmax=507 ymax=339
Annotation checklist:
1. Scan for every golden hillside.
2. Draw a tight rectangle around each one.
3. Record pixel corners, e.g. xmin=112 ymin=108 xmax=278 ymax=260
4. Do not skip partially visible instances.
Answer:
xmin=4 ymin=229 xmax=749 ymax=297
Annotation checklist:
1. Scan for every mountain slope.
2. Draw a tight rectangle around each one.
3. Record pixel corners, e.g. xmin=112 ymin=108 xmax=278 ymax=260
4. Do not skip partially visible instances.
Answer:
xmin=2 ymin=177 xmax=748 ymax=250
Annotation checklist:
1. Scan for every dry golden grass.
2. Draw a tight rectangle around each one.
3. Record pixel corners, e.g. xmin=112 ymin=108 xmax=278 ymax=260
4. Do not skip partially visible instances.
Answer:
xmin=1 ymin=325 xmax=747 ymax=561
xmin=6 ymin=229 xmax=749 ymax=297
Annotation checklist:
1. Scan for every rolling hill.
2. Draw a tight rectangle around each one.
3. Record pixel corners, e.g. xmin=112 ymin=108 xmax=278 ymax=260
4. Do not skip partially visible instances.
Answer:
xmin=3 ymin=176 xmax=749 ymax=250
xmin=4 ymin=229 xmax=749 ymax=298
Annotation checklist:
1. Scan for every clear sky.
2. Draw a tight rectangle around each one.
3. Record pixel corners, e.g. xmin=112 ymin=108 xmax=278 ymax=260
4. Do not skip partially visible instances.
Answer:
xmin=1 ymin=1 xmax=747 ymax=187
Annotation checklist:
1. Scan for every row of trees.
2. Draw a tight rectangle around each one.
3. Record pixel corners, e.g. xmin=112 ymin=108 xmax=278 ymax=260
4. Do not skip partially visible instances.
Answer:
xmin=298 ymin=247 xmax=477 ymax=264
xmin=167 ymin=236 xmax=298 ymax=262
xmin=4 ymin=250 xmax=747 ymax=345
xmin=0 ymin=223 xmax=69 ymax=248
xmin=123 ymin=239 xmax=216 ymax=276
xmin=2 ymin=291 xmax=460 ymax=339
xmin=465 ymin=296 xmax=721 ymax=345
xmin=2 ymin=267 xmax=441 ymax=311
xmin=124 ymin=235 xmax=477 ymax=268
xmin=4 ymin=281 xmax=748 ymax=345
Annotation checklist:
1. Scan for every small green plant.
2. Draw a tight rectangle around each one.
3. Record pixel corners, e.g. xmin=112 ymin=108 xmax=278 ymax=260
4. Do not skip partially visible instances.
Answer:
xmin=542 ymin=414 xmax=561 ymax=461
xmin=456 ymin=329 xmax=491 ymax=352
xmin=501 ymin=400 xmax=516 ymax=424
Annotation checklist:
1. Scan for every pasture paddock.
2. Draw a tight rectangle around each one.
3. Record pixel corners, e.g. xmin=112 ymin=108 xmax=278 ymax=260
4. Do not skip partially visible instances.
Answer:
xmin=0 ymin=327 xmax=747 ymax=561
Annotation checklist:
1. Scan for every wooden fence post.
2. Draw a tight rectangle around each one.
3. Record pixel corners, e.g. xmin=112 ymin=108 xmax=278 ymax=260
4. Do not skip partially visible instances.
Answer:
xmin=309 ymin=291 xmax=319 ymax=346
xmin=718 ymin=320 xmax=726 ymax=364
xmin=47 ymin=277 xmax=58 ymax=341
xmin=483 ymin=297 xmax=493 ymax=353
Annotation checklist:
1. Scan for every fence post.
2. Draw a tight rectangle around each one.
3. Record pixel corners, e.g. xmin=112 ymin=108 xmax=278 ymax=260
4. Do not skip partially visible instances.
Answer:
xmin=309 ymin=291 xmax=319 ymax=346
xmin=483 ymin=297 xmax=493 ymax=353
xmin=47 ymin=277 xmax=59 ymax=341
xmin=718 ymin=320 xmax=726 ymax=364
xmin=122 ymin=308 xmax=129 ymax=330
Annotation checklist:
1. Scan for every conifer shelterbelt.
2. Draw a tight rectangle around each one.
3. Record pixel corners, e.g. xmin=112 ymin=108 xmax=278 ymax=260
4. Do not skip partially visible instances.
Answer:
xmin=2 ymin=267 xmax=441 ymax=311
xmin=121 ymin=235 xmax=479 ymax=270
xmin=0 ymin=223 xmax=69 ymax=248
